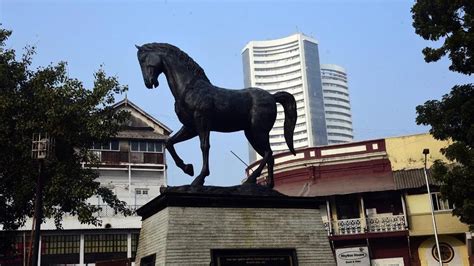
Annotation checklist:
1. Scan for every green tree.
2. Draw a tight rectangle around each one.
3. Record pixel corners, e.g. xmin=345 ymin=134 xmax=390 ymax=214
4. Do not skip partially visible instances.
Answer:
xmin=416 ymin=84 xmax=474 ymax=225
xmin=412 ymin=0 xmax=473 ymax=75
xmin=0 ymin=27 xmax=131 ymax=231
xmin=412 ymin=1 xmax=474 ymax=225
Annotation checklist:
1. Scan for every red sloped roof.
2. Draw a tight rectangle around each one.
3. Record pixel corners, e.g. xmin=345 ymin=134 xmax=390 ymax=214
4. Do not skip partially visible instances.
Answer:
xmin=276 ymin=172 xmax=396 ymax=197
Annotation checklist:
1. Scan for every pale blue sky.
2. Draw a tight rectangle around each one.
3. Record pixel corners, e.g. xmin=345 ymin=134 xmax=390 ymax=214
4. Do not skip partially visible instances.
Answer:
xmin=1 ymin=0 xmax=471 ymax=186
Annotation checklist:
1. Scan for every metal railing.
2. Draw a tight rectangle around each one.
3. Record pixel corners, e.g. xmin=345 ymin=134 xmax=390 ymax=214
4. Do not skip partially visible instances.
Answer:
xmin=335 ymin=218 xmax=363 ymax=235
xmin=327 ymin=214 xmax=407 ymax=235
xmin=367 ymin=214 xmax=406 ymax=232
xmin=95 ymin=204 xmax=143 ymax=217
xmin=323 ymin=221 xmax=330 ymax=235
xmin=91 ymin=150 xmax=164 ymax=165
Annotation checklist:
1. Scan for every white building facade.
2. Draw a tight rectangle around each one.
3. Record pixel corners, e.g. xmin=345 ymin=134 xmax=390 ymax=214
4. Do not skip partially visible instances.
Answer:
xmin=320 ymin=64 xmax=354 ymax=144
xmin=242 ymin=33 xmax=328 ymax=163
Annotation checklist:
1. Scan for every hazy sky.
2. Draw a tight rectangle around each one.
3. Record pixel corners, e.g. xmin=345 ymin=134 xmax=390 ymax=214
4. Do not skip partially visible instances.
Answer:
xmin=1 ymin=0 xmax=471 ymax=186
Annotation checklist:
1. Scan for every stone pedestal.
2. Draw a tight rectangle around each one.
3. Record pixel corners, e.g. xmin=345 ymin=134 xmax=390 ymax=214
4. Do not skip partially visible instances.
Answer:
xmin=135 ymin=185 xmax=335 ymax=265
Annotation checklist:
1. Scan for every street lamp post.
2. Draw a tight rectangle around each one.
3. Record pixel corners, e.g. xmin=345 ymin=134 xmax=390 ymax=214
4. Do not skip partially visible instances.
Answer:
xmin=29 ymin=133 xmax=54 ymax=266
xmin=423 ymin=148 xmax=442 ymax=266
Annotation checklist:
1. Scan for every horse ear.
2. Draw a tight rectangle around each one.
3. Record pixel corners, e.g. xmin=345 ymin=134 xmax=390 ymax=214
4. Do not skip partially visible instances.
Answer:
xmin=135 ymin=44 xmax=142 ymax=50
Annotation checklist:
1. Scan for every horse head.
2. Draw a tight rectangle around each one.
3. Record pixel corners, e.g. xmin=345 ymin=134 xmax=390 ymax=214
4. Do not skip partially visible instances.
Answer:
xmin=136 ymin=44 xmax=162 ymax=89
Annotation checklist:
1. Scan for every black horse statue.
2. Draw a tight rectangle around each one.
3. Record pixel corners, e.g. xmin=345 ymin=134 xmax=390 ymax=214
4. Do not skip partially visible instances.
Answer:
xmin=136 ymin=43 xmax=296 ymax=188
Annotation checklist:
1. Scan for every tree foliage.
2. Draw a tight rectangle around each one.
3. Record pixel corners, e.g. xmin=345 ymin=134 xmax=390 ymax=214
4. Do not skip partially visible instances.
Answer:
xmin=0 ymin=27 xmax=131 ymax=230
xmin=412 ymin=0 xmax=473 ymax=75
xmin=416 ymin=84 xmax=474 ymax=224
xmin=413 ymin=1 xmax=474 ymax=225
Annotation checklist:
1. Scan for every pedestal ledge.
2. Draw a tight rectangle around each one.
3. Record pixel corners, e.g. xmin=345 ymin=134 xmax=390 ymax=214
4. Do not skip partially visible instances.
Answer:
xmin=136 ymin=184 xmax=324 ymax=220
xmin=161 ymin=183 xmax=286 ymax=196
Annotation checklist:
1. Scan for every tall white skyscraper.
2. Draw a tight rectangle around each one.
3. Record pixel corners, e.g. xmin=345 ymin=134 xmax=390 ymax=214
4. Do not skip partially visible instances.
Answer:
xmin=242 ymin=33 xmax=328 ymax=163
xmin=321 ymin=64 xmax=354 ymax=144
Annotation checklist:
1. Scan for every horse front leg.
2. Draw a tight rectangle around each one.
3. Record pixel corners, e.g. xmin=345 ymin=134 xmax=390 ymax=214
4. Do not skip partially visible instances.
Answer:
xmin=191 ymin=122 xmax=210 ymax=186
xmin=166 ymin=126 xmax=197 ymax=176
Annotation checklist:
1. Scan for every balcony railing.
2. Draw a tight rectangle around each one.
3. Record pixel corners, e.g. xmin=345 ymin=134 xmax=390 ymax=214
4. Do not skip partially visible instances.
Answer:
xmin=367 ymin=214 xmax=406 ymax=232
xmin=93 ymin=150 xmax=164 ymax=165
xmin=63 ymin=205 xmax=143 ymax=217
xmin=328 ymin=214 xmax=406 ymax=235
xmin=335 ymin=218 xmax=363 ymax=235
xmin=95 ymin=204 xmax=143 ymax=217
xmin=323 ymin=222 xmax=330 ymax=233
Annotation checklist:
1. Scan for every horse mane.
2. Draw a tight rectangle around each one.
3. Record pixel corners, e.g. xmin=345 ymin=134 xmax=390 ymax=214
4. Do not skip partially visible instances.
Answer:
xmin=140 ymin=43 xmax=210 ymax=83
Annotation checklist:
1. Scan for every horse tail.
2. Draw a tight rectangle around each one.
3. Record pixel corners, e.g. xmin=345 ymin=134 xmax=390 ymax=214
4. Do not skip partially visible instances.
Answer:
xmin=273 ymin=91 xmax=297 ymax=155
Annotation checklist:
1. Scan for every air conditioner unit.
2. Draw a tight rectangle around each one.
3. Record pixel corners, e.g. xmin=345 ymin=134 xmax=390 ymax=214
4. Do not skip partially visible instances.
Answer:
xmin=366 ymin=208 xmax=377 ymax=216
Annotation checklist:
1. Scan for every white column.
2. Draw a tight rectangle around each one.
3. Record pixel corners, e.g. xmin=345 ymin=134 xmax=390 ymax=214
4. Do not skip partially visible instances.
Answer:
xmin=80 ymin=234 xmax=84 ymax=265
xmin=128 ymin=164 xmax=132 ymax=204
xmin=127 ymin=233 xmax=132 ymax=259
xmin=37 ymin=237 xmax=41 ymax=266
xmin=326 ymin=200 xmax=332 ymax=234
xmin=163 ymin=167 xmax=167 ymax=188
xmin=360 ymin=195 xmax=367 ymax=232
xmin=401 ymin=194 xmax=408 ymax=228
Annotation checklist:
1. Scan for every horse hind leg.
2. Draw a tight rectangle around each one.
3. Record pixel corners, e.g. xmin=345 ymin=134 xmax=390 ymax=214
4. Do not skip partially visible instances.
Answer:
xmin=244 ymin=129 xmax=273 ymax=187
xmin=266 ymin=154 xmax=275 ymax=188
xmin=245 ymin=151 xmax=274 ymax=188
xmin=245 ymin=151 xmax=270 ymax=184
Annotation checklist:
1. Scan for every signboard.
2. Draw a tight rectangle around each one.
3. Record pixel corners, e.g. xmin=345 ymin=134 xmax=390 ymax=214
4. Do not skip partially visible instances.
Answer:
xmin=211 ymin=248 xmax=298 ymax=266
xmin=335 ymin=247 xmax=370 ymax=266
xmin=371 ymin=257 xmax=404 ymax=266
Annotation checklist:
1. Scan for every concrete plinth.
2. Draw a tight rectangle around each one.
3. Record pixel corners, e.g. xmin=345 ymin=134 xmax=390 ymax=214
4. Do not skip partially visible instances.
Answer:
xmin=135 ymin=186 xmax=335 ymax=265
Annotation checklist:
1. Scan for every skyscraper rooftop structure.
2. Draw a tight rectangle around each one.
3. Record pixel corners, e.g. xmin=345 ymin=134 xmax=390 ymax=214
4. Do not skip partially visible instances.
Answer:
xmin=321 ymin=64 xmax=354 ymax=144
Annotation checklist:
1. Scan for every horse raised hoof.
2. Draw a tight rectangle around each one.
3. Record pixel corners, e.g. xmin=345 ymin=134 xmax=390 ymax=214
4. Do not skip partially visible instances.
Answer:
xmin=183 ymin=164 xmax=194 ymax=176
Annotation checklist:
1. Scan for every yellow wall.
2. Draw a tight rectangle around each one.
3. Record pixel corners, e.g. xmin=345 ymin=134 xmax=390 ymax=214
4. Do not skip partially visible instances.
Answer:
xmin=406 ymin=194 xmax=431 ymax=214
xmin=418 ymin=235 xmax=469 ymax=266
xmin=406 ymin=194 xmax=469 ymax=236
xmin=409 ymin=212 xmax=469 ymax=236
xmin=385 ymin=133 xmax=451 ymax=171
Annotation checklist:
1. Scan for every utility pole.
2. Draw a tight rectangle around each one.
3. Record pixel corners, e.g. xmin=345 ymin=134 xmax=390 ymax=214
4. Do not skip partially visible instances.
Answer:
xmin=31 ymin=161 xmax=44 ymax=266
xmin=423 ymin=148 xmax=442 ymax=266
xmin=29 ymin=133 xmax=54 ymax=266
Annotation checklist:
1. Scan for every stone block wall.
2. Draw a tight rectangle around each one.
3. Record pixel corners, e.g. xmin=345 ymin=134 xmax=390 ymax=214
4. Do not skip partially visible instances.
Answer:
xmin=136 ymin=206 xmax=335 ymax=265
